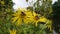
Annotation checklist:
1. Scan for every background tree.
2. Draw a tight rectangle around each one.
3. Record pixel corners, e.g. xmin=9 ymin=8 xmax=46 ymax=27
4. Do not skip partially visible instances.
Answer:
xmin=0 ymin=0 xmax=13 ymax=23
xmin=0 ymin=0 xmax=14 ymax=34
xmin=27 ymin=0 xmax=53 ymax=18
xmin=52 ymin=0 xmax=60 ymax=33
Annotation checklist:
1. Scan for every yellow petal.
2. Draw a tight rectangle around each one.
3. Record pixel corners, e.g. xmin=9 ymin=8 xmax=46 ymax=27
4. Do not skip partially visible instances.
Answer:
xmin=39 ymin=17 xmax=47 ymax=23
xmin=9 ymin=29 xmax=16 ymax=34
xmin=11 ymin=17 xmax=18 ymax=23
xmin=16 ymin=18 xmax=22 ymax=26
xmin=33 ymin=12 xmax=37 ymax=16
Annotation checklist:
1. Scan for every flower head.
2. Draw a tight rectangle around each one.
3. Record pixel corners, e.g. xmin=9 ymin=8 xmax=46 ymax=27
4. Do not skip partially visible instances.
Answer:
xmin=11 ymin=8 xmax=33 ymax=26
xmin=31 ymin=12 xmax=41 ymax=26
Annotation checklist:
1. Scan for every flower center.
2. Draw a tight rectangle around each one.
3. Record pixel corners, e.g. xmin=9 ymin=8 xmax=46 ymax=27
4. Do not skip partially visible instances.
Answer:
xmin=21 ymin=12 xmax=26 ymax=16
xmin=34 ymin=16 xmax=40 ymax=20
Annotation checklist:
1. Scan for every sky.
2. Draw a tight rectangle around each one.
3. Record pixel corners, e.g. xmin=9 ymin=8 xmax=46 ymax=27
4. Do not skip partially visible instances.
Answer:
xmin=12 ymin=0 xmax=57 ymax=9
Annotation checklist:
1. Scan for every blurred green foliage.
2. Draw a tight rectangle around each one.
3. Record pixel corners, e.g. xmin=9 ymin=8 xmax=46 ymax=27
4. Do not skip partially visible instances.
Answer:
xmin=0 ymin=0 xmax=13 ymax=23
xmin=0 ymin=0 xmax=13 ymax=34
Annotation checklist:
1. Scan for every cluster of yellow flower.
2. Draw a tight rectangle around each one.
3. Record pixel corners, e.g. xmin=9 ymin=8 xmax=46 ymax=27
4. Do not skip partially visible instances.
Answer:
xmin=11 ymin=8 xmax=52 ymax=31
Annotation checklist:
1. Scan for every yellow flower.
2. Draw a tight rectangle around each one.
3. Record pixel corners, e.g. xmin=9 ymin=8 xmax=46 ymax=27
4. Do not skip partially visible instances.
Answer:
xmin=11 ymin=8 xmax=33 ymax=25
xmin=9 ymin=29 xmax=16 ymax=34
xmin=31 ymin=12 xmax=41 ymax=26
xmin=11 ymin=8 xmax=27 ymax=25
